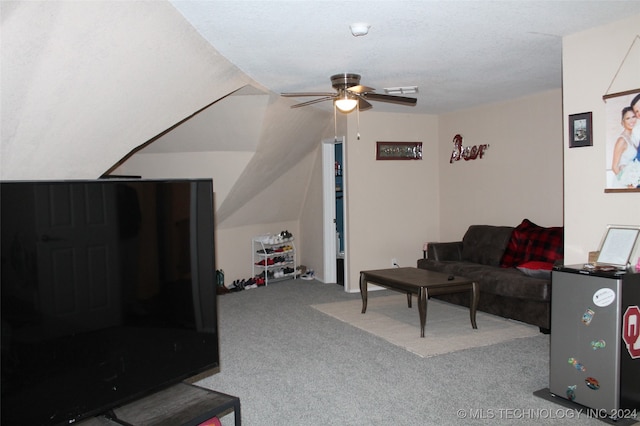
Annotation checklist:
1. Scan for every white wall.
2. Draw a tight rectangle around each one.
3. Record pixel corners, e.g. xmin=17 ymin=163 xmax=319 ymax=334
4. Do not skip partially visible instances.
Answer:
xmin=563 ymin=15 xmax=640 ymax=265
xmin=438 ymin=89 xmax=564 ymax=240
xmin=1 ymin=1 xmax=250 ymax=179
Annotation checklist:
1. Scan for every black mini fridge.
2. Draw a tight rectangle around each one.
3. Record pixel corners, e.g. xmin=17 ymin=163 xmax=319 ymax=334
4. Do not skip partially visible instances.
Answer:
xmin=549 ymin=265 xmax=640 ymax=417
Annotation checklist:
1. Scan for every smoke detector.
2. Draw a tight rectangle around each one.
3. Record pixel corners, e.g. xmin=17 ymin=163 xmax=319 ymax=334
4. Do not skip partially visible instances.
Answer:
xmin=350 ymin=23 xmax=370 ymax=37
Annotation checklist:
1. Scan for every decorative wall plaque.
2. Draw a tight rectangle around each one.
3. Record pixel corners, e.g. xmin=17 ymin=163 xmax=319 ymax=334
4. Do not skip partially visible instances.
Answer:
xmin=376 ymin=142 xmax=422 ymax=160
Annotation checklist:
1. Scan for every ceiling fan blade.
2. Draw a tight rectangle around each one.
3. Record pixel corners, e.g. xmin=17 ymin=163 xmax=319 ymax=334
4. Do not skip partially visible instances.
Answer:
xmin=358 ymin=98 xmax=373 ymax=111
xmin=282 ymin=92 xmax=336 ymax=97
xmin=290 ymin=96 xmax=335 ymax=108
xmin=362 ymin=92 xmax=417 ymax=106
xmin=283 ymin=74 xmax=416 ymax=111
xmin=346 ymin=85 xmax=375 ymax=94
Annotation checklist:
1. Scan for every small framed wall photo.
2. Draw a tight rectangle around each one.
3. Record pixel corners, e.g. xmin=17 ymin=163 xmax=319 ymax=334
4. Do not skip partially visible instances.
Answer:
xmin=568 ymin=112 xmax=593 ymax=148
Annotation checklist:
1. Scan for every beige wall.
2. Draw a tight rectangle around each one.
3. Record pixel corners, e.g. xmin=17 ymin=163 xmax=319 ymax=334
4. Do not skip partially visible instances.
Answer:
xmin=337 ymin=90 xmax=564 ymax=292
xmin=299 ymin=146 xmax=325 ymax=280
xmin=438 ymin=89 xmax=564 ymax=240
xmin=343 ymin=111 xmax=440 ymax=292
xmin=562 ymin=15 xmax=640 ymax=265
xmin=116 ymin=148 xmax=318 ymax=282
xmin=114 ymin=151 xmax=255 ymax=210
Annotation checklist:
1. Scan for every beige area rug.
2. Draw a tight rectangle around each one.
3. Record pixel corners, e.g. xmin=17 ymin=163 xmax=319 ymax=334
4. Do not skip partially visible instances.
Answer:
xmin=312 ymin=294 xmax=540 ymax=358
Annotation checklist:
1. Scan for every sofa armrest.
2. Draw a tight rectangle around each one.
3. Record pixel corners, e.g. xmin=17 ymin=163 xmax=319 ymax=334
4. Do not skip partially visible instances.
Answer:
xmin=427 ymin=242 xmax=463 ymax=261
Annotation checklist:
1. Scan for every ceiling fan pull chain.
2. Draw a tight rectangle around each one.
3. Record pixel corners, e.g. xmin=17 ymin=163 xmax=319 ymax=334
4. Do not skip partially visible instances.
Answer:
xmin=356 ymin=103 xmax=361 ymax=140
xmin=334 ymin=104 xmax=338 ymax=142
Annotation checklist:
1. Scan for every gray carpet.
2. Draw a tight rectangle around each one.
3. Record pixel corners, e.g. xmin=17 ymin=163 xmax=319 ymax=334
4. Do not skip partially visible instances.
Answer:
xmin=196 ymin=279 xmax=604 ymax=425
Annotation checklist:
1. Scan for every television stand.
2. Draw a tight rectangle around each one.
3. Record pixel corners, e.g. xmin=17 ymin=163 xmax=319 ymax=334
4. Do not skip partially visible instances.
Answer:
xmin=78 ymin=382 xmax=240 ymax=426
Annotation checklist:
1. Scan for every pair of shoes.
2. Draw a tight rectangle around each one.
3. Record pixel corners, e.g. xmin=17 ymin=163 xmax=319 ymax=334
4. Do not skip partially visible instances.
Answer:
xmin=256 ymin=248 xmax=274 ymax=254
xmin=272 ymin=256 xmax=290 ymax=265
xmin=279 ymin=230 xmax=293 ymax=240
xmin=273 ymin=269 xmax=288 ymax=278
xmin=229 ymin=284 xmax=243 ymax=292
xmin=228 ymin=279 xmax=248 ymax=291
xmin=255 ymin=258 xmax=275 ymax=266
xmin=300 ymin=269 xmax=315 ymax=280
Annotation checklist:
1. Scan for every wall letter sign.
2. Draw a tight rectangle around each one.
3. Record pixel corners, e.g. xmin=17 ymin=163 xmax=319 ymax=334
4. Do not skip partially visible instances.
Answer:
xmin=449 ymin=134 xmax=489 ymax=163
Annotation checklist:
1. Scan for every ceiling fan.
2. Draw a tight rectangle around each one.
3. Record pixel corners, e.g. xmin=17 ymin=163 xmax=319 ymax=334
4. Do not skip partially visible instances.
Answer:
xmin=281 ymin=73 xmax=417 ymax=113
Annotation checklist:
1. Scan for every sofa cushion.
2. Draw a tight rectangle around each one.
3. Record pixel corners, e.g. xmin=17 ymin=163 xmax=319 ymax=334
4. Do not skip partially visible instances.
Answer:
xmin=500 ymin=219 xmax=538 ymax=267
xmin=419 ymin=259 xmax=550 ymax=301
xmin=500 ymin=219 xmax=563 ymax=267
xmin=517 ymin=260 xmax=553 ymax=279
xmin=522 ymin=225 xmax=563 ymax=264
xmin=462 ymin=225 xmax=514 ymax=266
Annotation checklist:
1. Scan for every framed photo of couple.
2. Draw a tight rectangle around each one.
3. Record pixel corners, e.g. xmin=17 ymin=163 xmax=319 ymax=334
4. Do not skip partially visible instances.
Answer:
xmin=604 ymin=89 xmax=640 ymax=192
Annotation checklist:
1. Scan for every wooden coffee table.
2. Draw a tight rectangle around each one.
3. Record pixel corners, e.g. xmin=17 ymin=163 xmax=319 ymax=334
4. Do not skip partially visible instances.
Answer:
xmin=359 ymin=267 xmax=478 ymax=337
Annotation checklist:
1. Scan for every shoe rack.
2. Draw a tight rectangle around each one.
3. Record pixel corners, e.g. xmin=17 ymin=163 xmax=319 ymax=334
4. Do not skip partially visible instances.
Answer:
xmin=252 ymin=232 xmax=297 ymax=285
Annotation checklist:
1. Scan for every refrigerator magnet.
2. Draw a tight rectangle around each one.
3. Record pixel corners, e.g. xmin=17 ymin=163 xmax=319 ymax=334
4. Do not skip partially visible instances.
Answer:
xmin=582 ymin=308 xmax=595 ymax=325
xmin=593 ymin=288 xmax=615 ymax=307
xmin=568 ymin=357 xmax=586 ymax=371
xmin=585 ymin=377 xmax=600 ymax=390
xmin=566 ymin=385 xmax=577 ymax=401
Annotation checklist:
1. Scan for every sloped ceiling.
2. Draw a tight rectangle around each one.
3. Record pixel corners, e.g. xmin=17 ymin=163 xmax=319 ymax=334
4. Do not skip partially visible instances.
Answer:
xmin=215 ymin=93 xmax=333 ymax=225
xmin=141 ymin=88 xmax=270 ymax=154
xmin=0 ymin=1 xmax=256 ymax=179
xmin=132 ymin=89 xmax=334 ymax=228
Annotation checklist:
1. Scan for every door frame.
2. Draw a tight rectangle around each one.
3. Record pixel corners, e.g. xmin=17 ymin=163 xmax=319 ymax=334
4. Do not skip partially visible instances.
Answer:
xmin=322 ymin=137 xmax=348 ymax=289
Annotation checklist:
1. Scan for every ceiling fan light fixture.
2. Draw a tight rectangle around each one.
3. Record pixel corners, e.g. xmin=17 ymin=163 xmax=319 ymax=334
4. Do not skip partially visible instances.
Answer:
xmin=334 ymin=92 xmax=358 ymax=113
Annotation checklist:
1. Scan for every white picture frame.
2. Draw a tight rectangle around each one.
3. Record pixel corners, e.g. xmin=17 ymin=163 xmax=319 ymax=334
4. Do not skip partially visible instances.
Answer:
xmin=596 ymin=225 xmax=640 ymax=268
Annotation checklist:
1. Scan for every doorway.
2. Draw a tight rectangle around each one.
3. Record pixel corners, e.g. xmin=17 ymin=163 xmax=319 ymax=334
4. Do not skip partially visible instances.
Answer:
xmin=335 ymin=142 xmax=345 ymax=285
xmin=322 ymin=137 xmax=347 ymax=289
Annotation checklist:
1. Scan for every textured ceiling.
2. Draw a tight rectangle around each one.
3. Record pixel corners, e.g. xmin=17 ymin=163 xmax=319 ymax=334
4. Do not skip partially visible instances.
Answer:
xmin=170 ymin=1 xmax=640 ymax=114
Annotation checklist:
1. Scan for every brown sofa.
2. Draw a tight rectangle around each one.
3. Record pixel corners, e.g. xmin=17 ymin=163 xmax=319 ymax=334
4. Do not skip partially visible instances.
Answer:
xmin=416 ymin=221 xmax=563 ymax=333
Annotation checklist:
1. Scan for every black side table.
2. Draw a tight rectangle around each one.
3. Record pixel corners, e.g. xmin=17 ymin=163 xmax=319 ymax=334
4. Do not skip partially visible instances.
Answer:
xmin=79 ymin=382 xmax=241 ymax=426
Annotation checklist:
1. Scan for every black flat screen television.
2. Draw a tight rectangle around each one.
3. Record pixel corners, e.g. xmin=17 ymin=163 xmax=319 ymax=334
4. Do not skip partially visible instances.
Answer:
xmin=1 ymin=179 xmax=219 ymax=426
